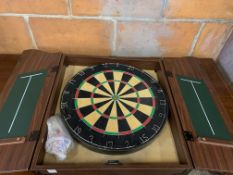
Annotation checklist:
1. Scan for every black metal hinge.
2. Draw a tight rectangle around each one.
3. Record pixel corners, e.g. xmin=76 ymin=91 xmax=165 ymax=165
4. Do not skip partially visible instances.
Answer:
xmin=166 ymin=71 xmax=173 ymax=77
xmin=183 ymin=131 xmax=194 ymax=141
xmin=29 ymin=130 xmax=40 ymax=142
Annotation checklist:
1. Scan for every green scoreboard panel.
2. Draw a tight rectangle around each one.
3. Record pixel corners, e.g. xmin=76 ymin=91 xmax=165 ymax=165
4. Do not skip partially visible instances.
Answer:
xmin=0 ymin=70 xmax=47 ymax=139
xmin=177 ymin=75 xmax=232 ymax=141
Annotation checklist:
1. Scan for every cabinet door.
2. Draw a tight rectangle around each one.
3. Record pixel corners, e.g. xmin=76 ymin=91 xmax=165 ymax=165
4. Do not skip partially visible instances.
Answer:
xmin=0 ymin=50 xmax=63 ymax=173
xmin=163 ymin=58 xmax=233 ymax=173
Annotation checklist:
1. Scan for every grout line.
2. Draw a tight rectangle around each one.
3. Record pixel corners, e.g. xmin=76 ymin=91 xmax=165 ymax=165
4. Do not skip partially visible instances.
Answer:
xmin=23 ymin=16 xmax=38 ymax=49
xmin=188 ymin=23 xmax=205 ymax=56
xmin=160 ymin=0 xmax=168 ymax=17
xmin=1 ymin=13 xmax=233 ymax=23
xmin=112 ymin=20 xmax=117 ymax=53
xmin=67 ymin=0 xmax=72 ymax=16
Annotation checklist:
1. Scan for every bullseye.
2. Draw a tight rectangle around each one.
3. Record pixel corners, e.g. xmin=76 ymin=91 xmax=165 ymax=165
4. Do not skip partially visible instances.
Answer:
xmin=112 ymin=95 xmax=119 ymax=101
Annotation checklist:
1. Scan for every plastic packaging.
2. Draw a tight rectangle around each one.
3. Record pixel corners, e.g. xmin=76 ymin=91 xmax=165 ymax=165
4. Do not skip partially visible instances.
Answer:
xmin=45 ymin=115 xmax=74 ymax=160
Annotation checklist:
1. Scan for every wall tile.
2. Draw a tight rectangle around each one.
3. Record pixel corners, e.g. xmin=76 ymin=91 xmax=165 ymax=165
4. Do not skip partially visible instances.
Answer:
xmin=114 ymin=21 xmax=200 ymax=57
xmin=193 ymin=23 xmax=232 ymax=59
xmin=0 ymin=0 xmax=67 ymax=15
xmin=165 ymin=0 xmax=233 ymax=19
xmin=72 ymin=0 xmax=163 ymax=18
xmin=0 ymin=16 xmax=32 ymax=53
xmin=30 ymin=18 xmax=113 ymax=56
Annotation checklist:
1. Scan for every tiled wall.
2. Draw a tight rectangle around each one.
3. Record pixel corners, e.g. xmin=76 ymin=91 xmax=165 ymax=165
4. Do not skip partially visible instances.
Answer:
xmin=0 ymin=0 xmax=232 ymax=59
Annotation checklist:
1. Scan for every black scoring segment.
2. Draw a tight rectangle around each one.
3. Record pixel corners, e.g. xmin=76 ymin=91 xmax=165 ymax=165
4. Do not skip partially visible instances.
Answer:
xmin=133 ymin=110 xmax=149 ymax=123
xmin=104 ymin=71 xmax=115 ymax=94
xmin=77 ymin=90 xmax=92 ymax=98
xmin=118 ymin=119 xmax=131 ymax=132
xmin=119 ymin=100 xmax=134 ymax=113
xmin=122 ymin=97 xmax=153 ymax=106
xmin=88 ymin=76 xmax=112 ymax=95
xmin=94 ymin=99 xmax=112 ymax=108
xmin=134 ymin=82 xmax=147 ymax=91
xmin=87 ymin=77 xmax=99 ymax=86
xmin=116 ymin=101 xmax=124 ymax=117
xmin=117 ymin=73 xmax=132 ymax=94
xmin=79 ymin=105 xmax=95 ymax=117
xmin=92 ymin=93 xmax=110 ymax=98
xmin=103 ymin=101 xmax=114 ymax=116
xmin=119 ymin=88 xmax=135 ymax=96
xmin=94 ymin=116 xmax=108 ymax=130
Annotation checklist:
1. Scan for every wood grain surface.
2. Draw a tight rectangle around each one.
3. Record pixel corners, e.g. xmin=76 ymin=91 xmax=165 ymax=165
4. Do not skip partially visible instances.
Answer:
xmin=163 ymin=58 xmax=233 ymax=173
xmin=1 ymin=52 xmax=232 ymax=174
xmin=0 ymin=54 xmax=18 ymax=92
xmin=30 ymin=56 xmax=192 ymax=175
xmin=43 ymin=65 xmax=179 ymax=164
xmin=0 ymin=55 xmax=33 ymax=175
xmin=0 ymin=50 xmax=63 ymax=173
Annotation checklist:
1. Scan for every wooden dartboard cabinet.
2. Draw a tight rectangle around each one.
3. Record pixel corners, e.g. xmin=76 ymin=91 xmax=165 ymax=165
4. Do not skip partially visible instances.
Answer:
xmin=0 ymin=50 xmax=232 ymax=175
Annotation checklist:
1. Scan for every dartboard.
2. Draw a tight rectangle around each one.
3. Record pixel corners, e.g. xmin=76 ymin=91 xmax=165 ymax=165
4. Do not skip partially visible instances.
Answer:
xmin=61 ymin=63 xmax=168 ymax=152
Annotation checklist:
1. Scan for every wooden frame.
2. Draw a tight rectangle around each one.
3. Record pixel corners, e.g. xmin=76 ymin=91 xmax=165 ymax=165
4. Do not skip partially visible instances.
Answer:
xmin=0 ymin=50 xmax=232 ymax=174
xmin=163 ymin=58 xmax=233 ymax=172
xmin=0 ymin=50 xmax=63 ymax=173
xmin=30 ymin=54 xmax=193 ymax=175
